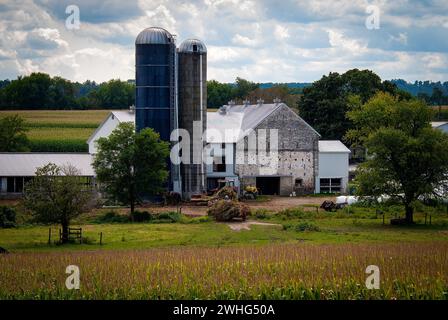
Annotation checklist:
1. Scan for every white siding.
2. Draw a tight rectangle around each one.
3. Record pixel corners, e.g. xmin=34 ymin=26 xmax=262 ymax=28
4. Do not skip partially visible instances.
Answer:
xmin=316 ymin=152 xmax=349 ymax=193
xmin=88 ymin=114 xmax=121 ymax=154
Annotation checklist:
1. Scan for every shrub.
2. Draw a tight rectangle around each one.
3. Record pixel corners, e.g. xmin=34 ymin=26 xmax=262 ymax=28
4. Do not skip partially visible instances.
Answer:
xmin=0 ymin=206 xmax=16 ymax=228
xmin=282 ymin=222 xmax=320 ymax=232
xmin=131 ymin=210 xmax=153 ymax=222
xmin=207 ymin=200 xmax=249 ymax=221
xmin=254 ymin=209 xmax=272 ymax=219
xmin=295 ymin=222 xmax=320 ymax=232
xmin=156 ymin=211 xmax=182 ymax=223
xmin=95 ymin=211 xmax=129 ymax=223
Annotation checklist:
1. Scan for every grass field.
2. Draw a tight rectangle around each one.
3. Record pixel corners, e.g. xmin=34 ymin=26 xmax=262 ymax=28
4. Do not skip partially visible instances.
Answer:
xmin=0 ymin=110 xmax=111 ymax=152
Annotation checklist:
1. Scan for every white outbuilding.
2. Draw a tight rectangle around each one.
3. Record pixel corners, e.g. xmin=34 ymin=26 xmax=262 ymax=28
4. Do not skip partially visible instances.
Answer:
xmin=315 ymin=140 xmax=351 ymax=194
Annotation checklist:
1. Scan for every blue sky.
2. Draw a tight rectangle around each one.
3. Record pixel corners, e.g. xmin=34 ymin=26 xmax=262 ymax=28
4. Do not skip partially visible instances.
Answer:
xmin=0 ymin=0 xmax=447 ymax=83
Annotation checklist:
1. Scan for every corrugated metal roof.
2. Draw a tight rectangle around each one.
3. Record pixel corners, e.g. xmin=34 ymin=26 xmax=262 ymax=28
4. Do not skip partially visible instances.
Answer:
xmin=135 ymin=27 xmax=174 ymax=45
xmin=0 ymin=153 xmax=94 ymax=176
xmin=206 ymin=103 xmax=281 ymax=143
xmin=206 ymin=102 xmax=319 ymax=143
xmin=319 ymin=140 xmax=351 ymax=153
xmin=178 ymin=39 xmax=207 ymax=53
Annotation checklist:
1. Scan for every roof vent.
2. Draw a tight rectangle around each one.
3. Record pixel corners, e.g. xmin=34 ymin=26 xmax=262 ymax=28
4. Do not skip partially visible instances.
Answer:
xmin=257 ymin=98 xmax=264 ymax=106
xmin=273 ymin=97 xmax=281 ymax=105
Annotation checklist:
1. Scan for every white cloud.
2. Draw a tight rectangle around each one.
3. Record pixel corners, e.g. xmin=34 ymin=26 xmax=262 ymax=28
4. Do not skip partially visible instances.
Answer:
xmin=0 ymin=0 xmax=447 ymax=84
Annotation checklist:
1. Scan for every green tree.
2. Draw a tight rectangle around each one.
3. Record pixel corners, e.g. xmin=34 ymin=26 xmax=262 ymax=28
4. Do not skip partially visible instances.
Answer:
xmin=233 ymin=77 xmax=259 ymax=100
xmin=347 ymin=92 xmax=448 ymax=224
xmin=207 ymin=80 xmax=234 ymax=108
xmin=0 ymin=115 xmax=29 ymax=151
xmin=299 ymin=69 xmax=405 ymax=141
xmin=431 ymin=87 xmax=444 ymax=120
xmin=93 ymin=122 xmax=169 ymax=214
xmin=23 ymin=163 xmax=95 ymax=243
xmin=94 ymin=79 xmax=135 ymax=109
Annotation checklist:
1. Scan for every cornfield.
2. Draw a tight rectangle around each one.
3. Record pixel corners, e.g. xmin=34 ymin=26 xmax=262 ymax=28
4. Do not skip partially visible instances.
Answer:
xmin=1 ymin=243 xmax=447 ymax=299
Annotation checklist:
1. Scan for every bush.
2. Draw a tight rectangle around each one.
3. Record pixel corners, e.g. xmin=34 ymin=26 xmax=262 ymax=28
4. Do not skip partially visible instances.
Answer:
xmin=0 ymin=206 xmax=16 ymax=228
xmin=95 ymin=211 xmax=129 ymax=223
xmin=254 ymin=209 xmax=273 ymax=219
xmin=282 ymin=222 xmax=320 ymax=232
xmin=207 ymin=200 xmax=250 ymax=221
xmin=131 ymin=210 xmax=153 ymax=222
xmin=295 ymin=222 xmax=320 ymax=232
xmin=155 ymin=211 xmax=182 ymax=223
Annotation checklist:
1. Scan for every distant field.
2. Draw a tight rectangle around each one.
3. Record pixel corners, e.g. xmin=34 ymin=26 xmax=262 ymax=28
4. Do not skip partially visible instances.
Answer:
xmin=0 ymin=110 xmax=112 ymax=152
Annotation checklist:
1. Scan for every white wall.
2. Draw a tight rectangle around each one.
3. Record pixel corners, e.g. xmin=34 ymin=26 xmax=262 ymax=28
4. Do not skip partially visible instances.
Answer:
xmin=88 ymin=114 xmax=120 ymax=154
xmin=316 ymin=152 xmax=349 ymax=193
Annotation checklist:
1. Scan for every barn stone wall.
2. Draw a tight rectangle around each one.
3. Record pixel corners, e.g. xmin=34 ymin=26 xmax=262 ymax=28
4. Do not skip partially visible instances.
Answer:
xmin=235 ymin=104 xmax=320 ymax=195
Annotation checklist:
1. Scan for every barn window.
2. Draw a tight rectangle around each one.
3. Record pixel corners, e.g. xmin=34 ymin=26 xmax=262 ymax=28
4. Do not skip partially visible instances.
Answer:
xmin=295 ymin=178 xmax=303 ymax=188
xmin=320 ymin=178 xmax=342 ymax=193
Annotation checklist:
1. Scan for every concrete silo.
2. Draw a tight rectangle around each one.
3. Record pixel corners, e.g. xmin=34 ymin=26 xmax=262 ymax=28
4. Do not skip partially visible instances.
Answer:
xmin=177 ymin=39 xmax=207 ymax=199
xmin=135 ymin=27 xmax=181 ymax=193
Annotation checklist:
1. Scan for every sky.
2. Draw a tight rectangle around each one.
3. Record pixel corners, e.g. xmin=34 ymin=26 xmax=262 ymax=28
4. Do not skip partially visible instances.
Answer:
xmin=0 ymin=0 xmax=447 ymax=83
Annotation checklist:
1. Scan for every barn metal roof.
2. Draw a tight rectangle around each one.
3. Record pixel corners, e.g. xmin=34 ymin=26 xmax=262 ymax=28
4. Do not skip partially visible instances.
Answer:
xmin=0 ymin=153 xmax=94 ymax=176
xmin=319 ymin=140 xmax=351 ymax=153
xmin=206 ymin=102 xmax=320 ymax=143
xmin=135 ymin=27 xmax=174 ymax=45
xmin=111 ymin=110 xmax=135 ymax=123
xmin=178 ymin=39 xmax=207 ymax=53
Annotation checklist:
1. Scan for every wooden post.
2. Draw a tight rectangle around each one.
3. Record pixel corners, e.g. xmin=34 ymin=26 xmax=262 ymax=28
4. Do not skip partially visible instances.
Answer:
xmin=99 ymin=232 xmax=103 ymax=246
xmin=48 ymin=228 xmax=51 ymax=245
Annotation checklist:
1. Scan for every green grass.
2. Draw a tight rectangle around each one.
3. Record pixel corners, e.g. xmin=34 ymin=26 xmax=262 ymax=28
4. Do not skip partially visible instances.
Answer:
xmin=2 ymin=211 xmax=448 ymax=252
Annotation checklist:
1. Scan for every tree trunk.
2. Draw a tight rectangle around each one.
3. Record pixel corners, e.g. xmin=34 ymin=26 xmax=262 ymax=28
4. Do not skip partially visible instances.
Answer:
xmin=61 ymin=222 xmax=69 ymax=244
xmin=405 ymin=204 xmax=414 ymax=224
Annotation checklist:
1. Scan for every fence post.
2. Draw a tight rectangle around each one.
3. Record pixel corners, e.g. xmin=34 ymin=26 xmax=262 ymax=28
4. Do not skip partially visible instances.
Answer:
xmin=48 ymin=228 xmax=51 ymax=245
xmin=100 ymin=232 xmax=103 ymax=246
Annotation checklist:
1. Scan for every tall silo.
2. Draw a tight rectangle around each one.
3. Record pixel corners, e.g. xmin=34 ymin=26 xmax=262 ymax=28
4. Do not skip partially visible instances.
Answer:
xmin=135 ymin=27 xmax=181 ymax=193
xmin=177 ymin=39 xmax=207 ymax=199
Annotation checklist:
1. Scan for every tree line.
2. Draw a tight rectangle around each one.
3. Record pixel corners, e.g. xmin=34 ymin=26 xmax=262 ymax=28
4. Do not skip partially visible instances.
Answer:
xmin=0 ymin=73 xmax=134 ymax=110
xmin=0 ymin=73 xmax=302 ymax=110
